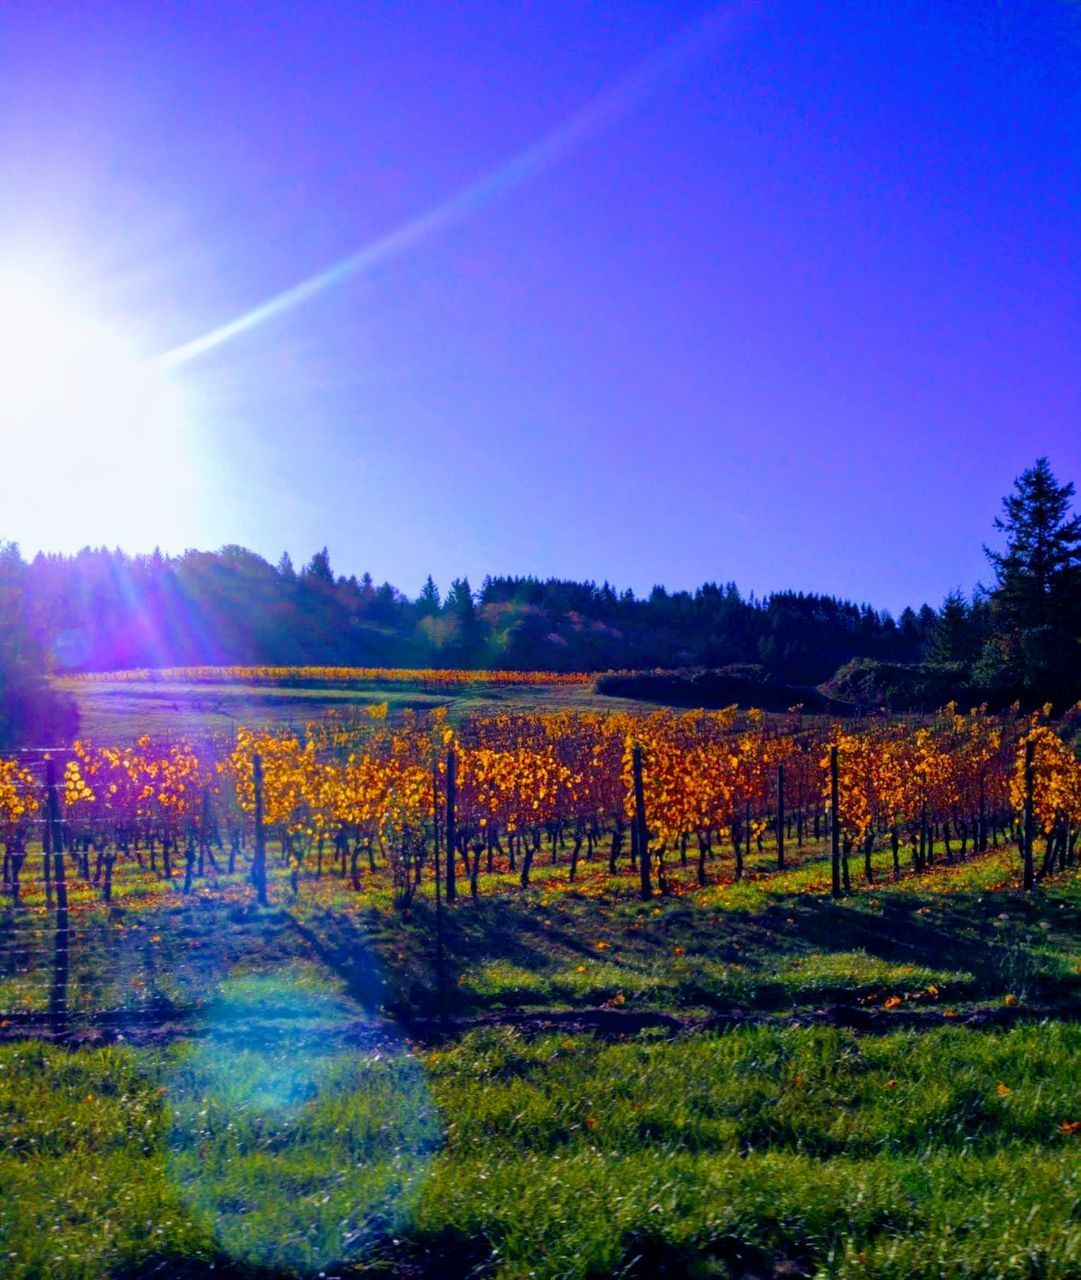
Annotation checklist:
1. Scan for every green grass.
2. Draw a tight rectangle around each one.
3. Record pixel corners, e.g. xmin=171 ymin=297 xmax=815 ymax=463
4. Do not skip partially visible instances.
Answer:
xmin=413 ymin=1024 xmax=1081 ymax=1277
xmin=4 ymin=840 xmax=1078 ymax=1030
xmin=386 ymin=849 xmax=1080 ymax=1022
xmin=1 ymin=1023 xmax=1078 ymax=1278
xmin=2 ymin=817 xmax=1078 ymax=1277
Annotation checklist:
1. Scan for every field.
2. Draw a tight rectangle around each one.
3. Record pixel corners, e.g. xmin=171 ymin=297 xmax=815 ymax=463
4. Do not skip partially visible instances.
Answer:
xmin=53 ymin=669 xmax=647 ymax=741
xmin=2 ymin=670 xmax=1079 ymax=1279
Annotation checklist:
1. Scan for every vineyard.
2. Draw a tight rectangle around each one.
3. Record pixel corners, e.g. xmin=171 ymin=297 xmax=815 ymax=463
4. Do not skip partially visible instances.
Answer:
xmin=6 ymin=0 xmax=1079 ymax=1270
xmin=2 ymin=700 xmax=1079 ymax=1278
xmin=2 ymin=702 xmax=1079 ymax=1022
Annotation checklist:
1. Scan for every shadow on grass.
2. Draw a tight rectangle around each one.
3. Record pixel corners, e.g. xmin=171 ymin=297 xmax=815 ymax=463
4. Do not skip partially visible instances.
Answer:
xmin=5 ymin=858 xmax=1076 ymax=1046
xmin=111 ymin=1254 xmax=273 ymax=1280
xmin=296 ymin=878 xmax=1081 ymax=1025
xmin=757 ymin=891 xmax=1080 ymax=1004
xmin=110 ymin=1237 xmax=496 ymax=1280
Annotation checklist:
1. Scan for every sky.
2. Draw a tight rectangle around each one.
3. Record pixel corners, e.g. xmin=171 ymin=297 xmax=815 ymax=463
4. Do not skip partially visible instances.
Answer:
xmin=0 ymin=0 xmax=1078 ymax=615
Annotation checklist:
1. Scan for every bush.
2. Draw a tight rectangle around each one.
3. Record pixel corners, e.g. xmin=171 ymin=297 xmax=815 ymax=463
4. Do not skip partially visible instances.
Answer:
xmin=595 ymin=665 xmax=832 ymax=711
xmin=0 ymin=662 xmax=79 ymax=749
xmin=821 ymin=659 xmax=975 ymax=712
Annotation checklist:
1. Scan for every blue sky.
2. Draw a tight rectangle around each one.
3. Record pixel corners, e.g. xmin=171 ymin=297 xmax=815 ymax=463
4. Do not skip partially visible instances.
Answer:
xmin=1 ymin=1 xmax=1078 ymax=613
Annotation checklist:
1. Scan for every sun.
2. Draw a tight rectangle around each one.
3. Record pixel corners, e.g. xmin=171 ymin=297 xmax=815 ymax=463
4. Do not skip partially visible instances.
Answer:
xmin=0 ymin=268 xmax=198 ymax=551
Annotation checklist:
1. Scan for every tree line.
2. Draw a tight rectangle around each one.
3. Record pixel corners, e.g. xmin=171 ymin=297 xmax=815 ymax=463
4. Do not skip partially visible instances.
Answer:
xmin=0 ymin=457 xmax=1077 ymax=744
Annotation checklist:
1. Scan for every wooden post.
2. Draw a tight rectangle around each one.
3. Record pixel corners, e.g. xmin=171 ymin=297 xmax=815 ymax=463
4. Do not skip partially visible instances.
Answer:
xmin=199 ymin=787 xmax=211 ymax=877
xmin=46 ymin=758 xmax=69 ymax=1033
xmin=978 ymin=774 xmax=987 ymax=853
xmin=42 ymin=779 xmax=53 ymax=910
xmin=632 ymin=744 xmax=651 ymax=901
xmin=252 ymin=753 xmax=268 ymax=905
xmin=776 ymin=763 xmax=785 ymax=871
xmin=608 ymin=822 xmax=622 ymax=875
xmin=445 ymin=746 xmax=457 ymax=903
xmin=744 ymin=798 xmax=752 ymax=867
xmin=183 ymin=834 xmax=195 ymax=893
xmin=432 ymin=752 xmax=446 ymax=1020
xmin=830 ymin=746 xmax=842 ymax=898
xmin=46 ymin=758 xmax=68 ymax=915
xmin=1022 ymin=738 xmax=1035 ymax=892
xmin=733 ymin=810 xmax=744 ymax=881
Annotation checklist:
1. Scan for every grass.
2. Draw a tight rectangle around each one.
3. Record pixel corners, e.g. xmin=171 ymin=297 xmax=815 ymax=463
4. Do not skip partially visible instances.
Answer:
xmin=1 ymin=799 xmax=1078 ymax=1276
xmin=3 ymin=836 xmax=1079 ymax=1030
xmin=1 ymin=1022 xmax=1078 ymax=1278
xmin=51 ymin=675 xmax=653 ymax=741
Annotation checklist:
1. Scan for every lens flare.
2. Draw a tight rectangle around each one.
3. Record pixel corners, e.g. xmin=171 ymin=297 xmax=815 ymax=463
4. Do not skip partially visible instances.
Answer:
xmin=166 ymin=965 xmax=439 ymax=1273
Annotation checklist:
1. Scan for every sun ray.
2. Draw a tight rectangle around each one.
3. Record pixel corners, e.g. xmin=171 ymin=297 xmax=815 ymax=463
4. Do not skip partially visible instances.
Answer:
xmin=151 ymin=2 xmax=752 ymax=371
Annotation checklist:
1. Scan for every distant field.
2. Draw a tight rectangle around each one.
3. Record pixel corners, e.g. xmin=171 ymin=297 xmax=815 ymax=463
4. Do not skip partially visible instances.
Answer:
xmin=55 ymin=666 xmax=844 ymax=744
xmin=66 ymin=665 xmax=597 ymax=686
xmin=52 ymin=669 xmax=648 ymax=741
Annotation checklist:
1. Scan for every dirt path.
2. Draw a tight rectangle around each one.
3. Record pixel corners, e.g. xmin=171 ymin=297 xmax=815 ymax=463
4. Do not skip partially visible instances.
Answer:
xmin=2 ymin=995 xmax=1071 ymax=1048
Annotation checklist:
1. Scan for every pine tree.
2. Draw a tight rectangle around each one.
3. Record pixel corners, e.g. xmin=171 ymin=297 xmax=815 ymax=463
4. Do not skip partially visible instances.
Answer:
xmin=445 ymin=577 xmax=486 ymax=664
xmin=985 ymin=458 xmax=1081 ymax=632
xmin=980 ymin=458 xmax=1081 ymax=701
xmin=446 ymin=577 xmax=475 ymax=619
xmin=418 ymin=575 xmax=441 ymax=615
xmin=927 ymin=590 xmax=977 ymax=665
xmin=302 ymin=547 xmax=334 ymax=585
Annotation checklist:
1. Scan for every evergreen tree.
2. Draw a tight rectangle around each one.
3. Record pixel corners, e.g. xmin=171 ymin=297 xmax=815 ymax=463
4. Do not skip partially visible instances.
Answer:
xmin=985 ymin=457 xmax=1080 ymax=631
xmin=446 ymin=577 xmax=475 ymax=619
xmin=916 ymin=604 xmax=938 ymax=654
xmin=981 ymin=458 xmax=1081 ymax=701
xmin=417 ymin=575 xmax=441 ymax=615
xmin=445 ymin=577 xmax=487 ymax=664
xmin=302 ymin=547 xmax=334 ymax=585
xmin=927 ymin=590 xmax=978 ymax=666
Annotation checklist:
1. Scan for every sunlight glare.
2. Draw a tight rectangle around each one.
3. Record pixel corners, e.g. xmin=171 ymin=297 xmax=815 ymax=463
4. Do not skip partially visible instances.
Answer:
xmin=0 ymin=268 xmax=198 ymax=551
